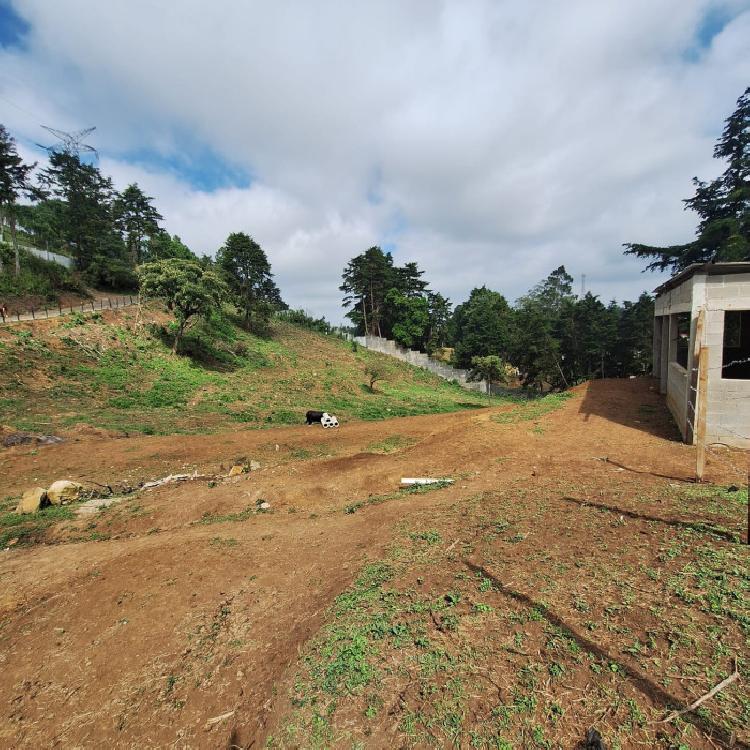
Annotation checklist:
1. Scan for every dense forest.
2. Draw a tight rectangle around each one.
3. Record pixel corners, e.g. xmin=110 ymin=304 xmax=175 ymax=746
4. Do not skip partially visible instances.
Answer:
xmin=340 ymin=249 xmax=654 ymax=390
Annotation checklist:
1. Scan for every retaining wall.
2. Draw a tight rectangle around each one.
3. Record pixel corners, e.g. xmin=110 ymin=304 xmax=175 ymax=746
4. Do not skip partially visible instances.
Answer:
xmin=24 ymin=245 xmax=74 ymax=269
xmin=354 ymin=335 xmax=487 ymax=393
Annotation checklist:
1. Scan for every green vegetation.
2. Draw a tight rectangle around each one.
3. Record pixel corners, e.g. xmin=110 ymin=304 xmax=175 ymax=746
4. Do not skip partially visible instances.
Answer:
xmin=366 ymin=435 xmax=417 ymax=454
xmin=273 ymin=480 xmax=750 ymax=749
xmin=625 ymin=86 xmax=750 ymax=271
xmin=344 ymin=480 xmax=453 ymax=515
xmin=0 ymin=309 xmax=505 ymax=435
xmin=492 ymin=392 xmax=573 ymax=424
xmin=138 ymin=259 xmax=228 ymax=353
xmin=0 ymin=245 xmax=86 ymax=301
xmin=0 ymin=495 xmax=76 ymax=548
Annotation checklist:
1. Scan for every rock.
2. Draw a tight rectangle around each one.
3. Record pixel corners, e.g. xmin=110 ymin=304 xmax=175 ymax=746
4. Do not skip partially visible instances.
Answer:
xmin=228 ymin=465 xmax=245 ymax=477
xmin=16 ymin=487 xmax=47 ymax=514
xmin=1 ymin=433 xmax=63 ymax=448
xmin=36 ymin=435 xmax=64 ymax=445
xmin=249 ymin=460 xmax=261 ymax=471
xmin=3 ymin=433 xmax=33 ymax=448
xmin=53 ymin=627 xmax=65 ymax=634
xmin=47 ymin=480 xmax=84 ymax=505
xmin=258 ymin=502 xmax=270 ymax=510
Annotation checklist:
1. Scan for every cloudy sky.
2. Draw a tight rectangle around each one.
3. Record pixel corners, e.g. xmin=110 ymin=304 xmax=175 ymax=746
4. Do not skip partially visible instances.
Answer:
xmin=1 ymin=1 xmax=748 ymax=321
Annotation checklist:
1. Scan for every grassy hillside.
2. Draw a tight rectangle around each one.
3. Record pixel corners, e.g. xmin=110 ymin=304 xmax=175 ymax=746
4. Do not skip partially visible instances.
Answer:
xmin=0 ymin=306 xmax=501 ymax=436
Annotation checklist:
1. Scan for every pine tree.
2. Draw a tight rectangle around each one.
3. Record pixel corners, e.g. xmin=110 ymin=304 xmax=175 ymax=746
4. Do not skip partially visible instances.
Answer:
xmin=39 ymin=151 xmax=121 ymax=271
xmin=0 ymin=124 xmax=36 ymax=275
xmin=216 ymin=232 xmax=283 ymax=329
xmin=340 ymin=246 xmax=395 ymax=336
xmin=113 ymin=183 xmax=163 ymax=263
xmin=625 ymin=87 xmax=750 ymax=271
xmin=450 ymin=287 xmax=515 ymax=368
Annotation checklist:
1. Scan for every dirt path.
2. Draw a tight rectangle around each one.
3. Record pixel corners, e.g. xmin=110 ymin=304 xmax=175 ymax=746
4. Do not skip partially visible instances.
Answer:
xmin=0 ymin=379 xmax=747 ymax=749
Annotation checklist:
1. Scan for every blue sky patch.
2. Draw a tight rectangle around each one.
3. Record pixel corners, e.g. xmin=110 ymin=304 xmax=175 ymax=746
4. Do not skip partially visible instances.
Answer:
xmin=119 ymin=142 xmax=252 ymax=192
xmin=0 ymin=1 xmax=29 ymax=49
xmin=684 ymin=5 xmax=736 ymax=61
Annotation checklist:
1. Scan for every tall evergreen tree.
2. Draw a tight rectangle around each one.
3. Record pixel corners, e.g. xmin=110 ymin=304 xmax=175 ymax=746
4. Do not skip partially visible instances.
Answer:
xmin=385 ymin=288 xmax=430 ymax=348
xmin=613 ymin=293 xmax=654 ymax=376
xmin=340 ymin=246 xmax=396 ymax=336
xmin=450 ymin=286 xmax=515 ymax=368
xmin=39 ymin=151 xmax=122 ymax=271
xmin=0 ymin=124 xmax=36 ymax=275
xmin=625 ymin=87 xmax=750 ymax=271
xmin=425 ymin=292 xmax=452 ymax=353
xmin=145 ymin=231 xmax=196 ymax=262
xmin=216 ymin=232 xmax=283 ymax=328
xmin=113 ymin=183 xmax=163 ymax=263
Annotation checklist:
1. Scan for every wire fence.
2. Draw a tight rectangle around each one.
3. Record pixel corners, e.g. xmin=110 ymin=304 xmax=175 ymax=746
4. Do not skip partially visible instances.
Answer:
xmin=681 ymin=309 xmax=749 ymax=543
xmin=0 ymin=295 xmax=137 ymax=325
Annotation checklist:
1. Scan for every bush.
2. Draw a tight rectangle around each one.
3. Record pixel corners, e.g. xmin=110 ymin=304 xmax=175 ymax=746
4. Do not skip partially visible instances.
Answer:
xmin=83 ymin=255 xmax=139 ymax=291
xmin=276 ymin=308 xmax=332 ymax=335
xmin=0 ymin=245 xmax=86 ymax=300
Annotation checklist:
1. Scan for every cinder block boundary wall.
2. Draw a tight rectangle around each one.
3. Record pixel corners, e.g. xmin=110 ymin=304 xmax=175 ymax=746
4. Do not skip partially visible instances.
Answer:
xmin=354 ymin=335 xmax=487 ymax=393
xmin=653 ymin=264 xmax=750 ymax=449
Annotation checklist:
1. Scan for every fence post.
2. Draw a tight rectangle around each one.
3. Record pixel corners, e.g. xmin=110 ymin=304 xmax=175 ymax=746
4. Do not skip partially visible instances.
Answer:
xmin=31 ymin=307 xmax=35 ymax=319
xmin=108 ymin=297 xmax=112 ymax=309
xmin=695 ymin=344 xmax=709 ymax=482
xmin=45 ymin=307 xmax=49 ymax=318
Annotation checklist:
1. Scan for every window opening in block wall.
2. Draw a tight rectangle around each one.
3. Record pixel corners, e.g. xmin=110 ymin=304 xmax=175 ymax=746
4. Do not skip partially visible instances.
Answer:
xmin=675 ymin=313 xmax=690 ymax=369
xmin=722 ymin=310 xmax=750 ymax=379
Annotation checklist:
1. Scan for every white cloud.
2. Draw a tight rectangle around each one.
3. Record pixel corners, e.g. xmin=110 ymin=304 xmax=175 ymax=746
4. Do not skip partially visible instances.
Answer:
xmin=1 ymin=0 xmax=749 ymax=321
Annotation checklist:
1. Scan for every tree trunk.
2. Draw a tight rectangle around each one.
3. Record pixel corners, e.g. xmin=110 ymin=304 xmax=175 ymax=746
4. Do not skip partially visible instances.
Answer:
xmin=11 ymin=215 xmax=19 ymax=276
xmin=172 ymin=320 xmax=186 ymax=354
xmin=361 ymin=296 xmax=368 ymax=336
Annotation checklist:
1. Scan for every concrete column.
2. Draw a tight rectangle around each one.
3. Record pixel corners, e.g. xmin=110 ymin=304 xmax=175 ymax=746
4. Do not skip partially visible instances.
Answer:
xmin=653 ymin=316 xmax=662 ymax=377
xmin=659 ymin=316 xmax=669 ymax=394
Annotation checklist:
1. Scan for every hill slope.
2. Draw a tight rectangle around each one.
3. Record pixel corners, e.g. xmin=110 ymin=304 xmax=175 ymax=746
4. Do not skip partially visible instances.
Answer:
xmin=0 ymin=306 xmax=496 ymax=436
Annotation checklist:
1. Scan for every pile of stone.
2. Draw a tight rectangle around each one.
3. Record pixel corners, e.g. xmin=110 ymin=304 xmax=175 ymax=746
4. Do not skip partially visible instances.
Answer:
xmin=2 ymin=432 xmax=63 ymax=448
xmin=16 ymin=481 xmax=84 ymax=514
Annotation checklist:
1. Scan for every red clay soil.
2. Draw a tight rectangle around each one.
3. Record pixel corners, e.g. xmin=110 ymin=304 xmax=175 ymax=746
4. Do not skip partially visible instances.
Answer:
xmin=0 ymin=379 xmax=747 ymax=749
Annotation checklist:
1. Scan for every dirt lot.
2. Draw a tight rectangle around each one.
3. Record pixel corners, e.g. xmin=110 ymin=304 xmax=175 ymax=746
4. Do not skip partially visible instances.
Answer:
xmin=0 ymin=379 xmax=748 ymax=749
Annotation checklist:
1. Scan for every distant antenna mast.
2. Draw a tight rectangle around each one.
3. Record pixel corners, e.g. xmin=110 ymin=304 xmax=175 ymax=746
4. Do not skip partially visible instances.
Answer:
xmin=38 ymin=125 xmax=98 ymax=159
xmin=580 ymin=274 xmax=587 ymax=296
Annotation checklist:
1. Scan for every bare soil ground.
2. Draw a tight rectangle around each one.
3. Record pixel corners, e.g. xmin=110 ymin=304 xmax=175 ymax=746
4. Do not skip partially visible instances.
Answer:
xmin=0 ymin=379 xmax=748 ymax=749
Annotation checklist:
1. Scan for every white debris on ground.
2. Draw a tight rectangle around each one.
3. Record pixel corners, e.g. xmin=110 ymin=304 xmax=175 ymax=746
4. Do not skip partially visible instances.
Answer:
xmin=400 ymin=477 xmax=454 ymax=486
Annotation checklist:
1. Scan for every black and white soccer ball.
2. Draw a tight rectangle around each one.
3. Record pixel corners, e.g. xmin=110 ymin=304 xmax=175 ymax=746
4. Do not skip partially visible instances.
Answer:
xmin=321 ymin=412 xmax=339 ymax=428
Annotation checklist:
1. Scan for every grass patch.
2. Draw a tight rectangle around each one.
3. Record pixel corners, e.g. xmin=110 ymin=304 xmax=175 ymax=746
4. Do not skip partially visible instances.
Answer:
xmin=345 ymin=480 xmax=453 ymax=514
xmin=195 ymin=505 xmax=258 ymax=525
xmin=492 ymin=392 xmax=574 ymax=424
xmin=366 ymin=435 xmax=418 ymax=454
xmin=0 ymin=496 xmax=77 ymax=547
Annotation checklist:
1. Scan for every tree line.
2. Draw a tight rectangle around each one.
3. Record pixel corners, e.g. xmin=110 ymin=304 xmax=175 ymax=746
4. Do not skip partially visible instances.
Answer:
xmin=0 ymin=124 xmax=287 ymax=350
xmin=340 ymin=253 xmax=654 ymax=390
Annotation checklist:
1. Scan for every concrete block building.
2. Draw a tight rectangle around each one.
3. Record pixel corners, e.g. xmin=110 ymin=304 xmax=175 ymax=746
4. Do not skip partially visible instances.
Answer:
xmin=653 ymin=262 xmax=750 ymax=449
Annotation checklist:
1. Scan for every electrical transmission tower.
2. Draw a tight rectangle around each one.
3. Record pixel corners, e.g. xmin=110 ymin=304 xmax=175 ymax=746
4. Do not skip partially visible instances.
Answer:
xmin=580 ymin=274 xmax=586 ymax=297
xmin=38 ymin=125 xmax=98 ymax=159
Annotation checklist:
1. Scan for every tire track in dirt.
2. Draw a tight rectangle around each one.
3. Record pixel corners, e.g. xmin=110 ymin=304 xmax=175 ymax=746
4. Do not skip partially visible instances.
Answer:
xmin=2 ymin=379 xmax=739 ymax=748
